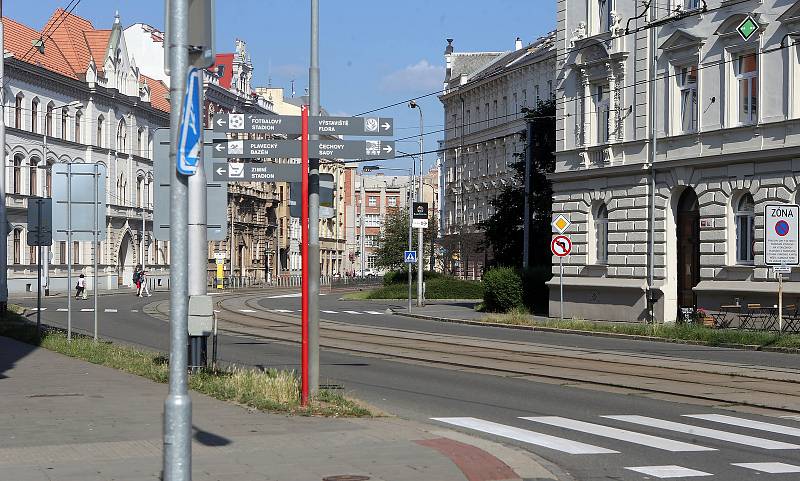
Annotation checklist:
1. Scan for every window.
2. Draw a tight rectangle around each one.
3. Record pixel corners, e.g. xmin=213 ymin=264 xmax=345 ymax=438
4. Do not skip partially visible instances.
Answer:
xmin=594 ymin=84 xmax=610 ymax=143
xmin=46 ymin=102 xmax=54 ymax=136
xmin=12 ymin=155 xmax=22 ymax=194
xmin=735 ymin=193 xmax=755 ymax=264
xmin=364 ymin=214 xmax=381 ymax=227
xmin=117 ymin=120 xmax=127 ymax=153
xmin=14 ymin=93 xmax=23 ymax=129
xmin=366 ymin=255 xmax=377 ymax=269
xmin=387 ymin=196 xmax=397 ymax=207
xmin=684 ymin=0 xmax=700 ymax=9
xmin=368 ymin=196 xmax=377 ymax=207
xmin=512 ymin=93 xmax=518 ymax=114
xmin=117 ymin=174 xmax=127 ymax=205
xmin=31 ymin=99 xmax=39 ymax=133
xmin=74 ymin=111 xmax=82 ymax=143
xmin=522 ymin=89 xmax=527 ymax=107
xmin=61 ymin=109 xmax=68 ymax=140
xmin=96 ymin=115 xmax=104 ymax=147
xmin=29 ymin=159 xmax=38 ymax=196
xmin=466 ymin=109 xmax=471 ymax=134
xmin=12 ymin=229 xmax=21 ymax=265
xmin=29 ymin=244 xmax=36 ymax=265
xmin=595 ymin=204 xmax=609 ymax=264
xmin=73 ymin=241 xmax=80 ymax=264
xmin=137 ymin=128 xmax=144 ymax=156
xmin=136 ymin=176 xmax=144 ymax=207
xmin=485 ymin=102 xmax=489 ymax=126
xmin=599 ymin=0 xmax=613 ymax=33
xmin=548 ymin=80 xmax=553 ymax=98
xmin=59 ymin=241 xmax=66 ymax=264
xmin=678 ymin=65 xmax=698 ymax=132
xmin=535 ymin=85 xmax=540 ymax=103
xmin=45 ymin=165 xmax=52 ymax=197
xmin=736 ymin=52 xmax=758 ymax=124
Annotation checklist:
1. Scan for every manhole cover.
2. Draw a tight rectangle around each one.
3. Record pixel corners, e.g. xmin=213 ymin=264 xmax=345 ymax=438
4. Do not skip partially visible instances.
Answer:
xmin=322 ymin=476 xmax=370 ymax=481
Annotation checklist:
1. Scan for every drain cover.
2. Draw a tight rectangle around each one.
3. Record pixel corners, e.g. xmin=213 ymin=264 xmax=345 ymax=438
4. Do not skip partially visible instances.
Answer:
xmin=322 ymin=476 xmax=370 ymax=481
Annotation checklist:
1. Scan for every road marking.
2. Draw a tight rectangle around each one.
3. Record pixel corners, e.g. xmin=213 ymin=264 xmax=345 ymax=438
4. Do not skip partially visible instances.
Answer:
xmin=267 ymin=293 xmax=326 ymax=298
xmin=213 ymin=310 xmax=221 ymax=313
xmin=30 ymin=307 xmax=47 ymax=311
xmin=431 ymin=417 xmax=618 ymax=455
xmin=104 ymin=309 xmax=118 ymax=313
xmin=272 ymin=309 xmax=293 ymax=313
xmin=131 ymin=310 xmax=139 ymax=313
xmin=625 ymin=465 xmax=712 ymax=478
xmin=57 ymin=308 xmax=68 ymax=311
xmin=365 ymin=310 xmax=384 ymax=315
xmin=732 ymin=462 xmax=800 ymax=474
xmin=521 ymin=417 xmax=715 ymax=452
xmin=343 ymin=310 xmax=362 ymax=315
xmin=239 ymin=309 xmax=257 ymax=313
xmin=603 ymin=415 xmax=800 ymax=450
xmin=321 ymin=310 xmax=339 ymax=314
xmin=80 ymin=308 xmax=94 ymax=312
xmin=685 ymin=414 xmax=800 ymax=438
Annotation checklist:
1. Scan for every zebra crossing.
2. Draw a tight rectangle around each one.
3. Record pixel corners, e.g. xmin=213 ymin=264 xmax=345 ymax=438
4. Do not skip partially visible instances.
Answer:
xmin=29 ymin=307 xmax=136 ymax=313
xmin=432 ymin=412 xmax=800 ymax=478
xmin=239 ymin=308 xmax=388 ymax=316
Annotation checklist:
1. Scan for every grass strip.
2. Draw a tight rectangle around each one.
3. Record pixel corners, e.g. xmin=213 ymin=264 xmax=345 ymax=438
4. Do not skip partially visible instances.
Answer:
xmin=1 ymin=307 xmax=371 ymax=417
xmin=479 ymin=309 xmax=800 ymax=350
xmin=343 ymin=277 xmax=483 ymax=300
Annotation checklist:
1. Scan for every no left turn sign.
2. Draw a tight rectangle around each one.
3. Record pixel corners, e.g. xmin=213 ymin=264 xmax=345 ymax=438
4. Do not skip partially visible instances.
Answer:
xmin=551 ymin=235 xmax=572 ymax=257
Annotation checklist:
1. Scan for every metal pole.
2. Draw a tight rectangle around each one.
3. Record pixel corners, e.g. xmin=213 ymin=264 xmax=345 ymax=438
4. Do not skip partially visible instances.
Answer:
xmin=779 ymin=272 xmax=784 ymax=333
xmin=163 ymin=0 xmax=191 ymax=478
xmin=359 ymin=178 xmax=365 ymax=277
xmin=523 ymin=119 xmax=533 ymax=269
xmin=308 ymin=0 xmax=321 ymax=396
xmin=417 ymin=108 xmax=424 ymax=307
xmin=93 ymin=163 xmax=98 ymax=341
xmin=301 ymin=105 xmax=309 ymax=405
xmin=647 ymin=4 xmax=658 ymax=324
xmin=408 ymin=165 xmax=414 ymax=312
xmin=67 ymin=162 xmax=72 ymax=340
xmin=188 ymin=102 xmax=207 ymax=365
xmin=43 ymin=134 xmax=49 ymax=296
xmin=559 ymin=256 xmax=564 ymax=320
xmin=0 ymin=0 xmax=7 ymax=312
xmin=36 ymin=200 xmax=41 ymax=331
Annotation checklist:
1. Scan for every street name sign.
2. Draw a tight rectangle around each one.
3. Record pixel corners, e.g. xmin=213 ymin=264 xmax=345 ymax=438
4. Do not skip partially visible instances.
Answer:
xmin=404 ymin=250 xmax=417 ymax=264
xmin=765 ymin=203 xmax=800 ymax=266
xmin=212 ymin=139 xmax=301 ymax=158
xmin=212 ymin=113 xmax=393 ymax=136
xmin=213 ymin=162 xmax=301 ymax=182
xmin=551 ymin=235 xmax=572 ymax=257
xmin=412 ymin=202 xmax=429 ymax=229
xmin=27 ymin=197 xmax=53 ymax=246
xmin=552 ymin=214 xmax=571 ymax=234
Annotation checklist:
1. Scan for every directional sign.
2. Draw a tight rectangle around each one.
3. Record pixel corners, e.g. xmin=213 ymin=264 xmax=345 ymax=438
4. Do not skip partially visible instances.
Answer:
xmin=552 ymin=214 xmax=571 ymax=234
xmin=177 ymin=67 xmax=202 ymax=175
xmin=412 ymin=202 xmax=429 ymax=229
xmin=551 ymin=235 xmax=572 ymax=257
xmin=213 ymin=162 xmax=301 ymax=182
xmin=27 ymin=197 xmax=52 ymax=246
xmin=212 ymin=139 xmax=301 ymax=158
xmin=404 ymin=250 xmax=417 ymax=264
xmin=212 ymin=114 xmax=394 ymax=136
xmin=312 ymin=140 xmax=394 ymax=159
xmin=213 ymin=113 xmax=302 ymax=134
xmin=52 ymin=164 xmax=108 ymax=241
xmin=309 ymin=116 xmax=393 ymax=136
xmin=765 ymin=204 xmax=800 ymax=266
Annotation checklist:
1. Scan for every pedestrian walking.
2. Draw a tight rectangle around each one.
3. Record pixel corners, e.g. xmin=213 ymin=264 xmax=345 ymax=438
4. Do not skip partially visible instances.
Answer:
xmin=140 ymin=270 xmax=151 ymax=297
xmin=133 ymin=265 xmax=143 ymax=296
xmin=75 ymin=274 xmax=86 ymax=300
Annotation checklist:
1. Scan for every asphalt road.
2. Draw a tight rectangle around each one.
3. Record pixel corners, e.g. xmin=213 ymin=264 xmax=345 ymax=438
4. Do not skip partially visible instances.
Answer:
xmin=14 ymin=289 xmax=800 ymax=481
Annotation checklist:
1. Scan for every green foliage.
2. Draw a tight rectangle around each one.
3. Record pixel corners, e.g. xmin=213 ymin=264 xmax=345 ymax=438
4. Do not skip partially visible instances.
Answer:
xmin=374 ymin=208 xmax=411 ymax=270
xmin=482 ymin=267 xmax=524 ymax=312
xmin=383 ymin=269 xmax=443 ymax=286
xmin=364 ymin=277 xmax=483 ymax=300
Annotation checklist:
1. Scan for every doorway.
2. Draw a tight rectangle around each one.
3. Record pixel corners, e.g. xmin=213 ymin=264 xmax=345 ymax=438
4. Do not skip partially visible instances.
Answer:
xmin=676 ymin=189 xmax=700 ymax=315
xmin=117 ymin=231 xmax=135 ymax=286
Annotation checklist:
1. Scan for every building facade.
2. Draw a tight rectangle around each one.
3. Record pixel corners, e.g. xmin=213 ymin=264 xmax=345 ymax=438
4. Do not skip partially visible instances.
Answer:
xmin=554 ymin=0 xmax=800 ymax=322
xmin=439 ymin=33 xmax=556 ymax=277
xmin=4 ymin=9 xmax=171 ymax=293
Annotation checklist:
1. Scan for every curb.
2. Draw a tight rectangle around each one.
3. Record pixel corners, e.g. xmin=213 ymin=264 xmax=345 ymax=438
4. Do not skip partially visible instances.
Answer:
xmin=396 ymin=312 xmax=800 ymax=355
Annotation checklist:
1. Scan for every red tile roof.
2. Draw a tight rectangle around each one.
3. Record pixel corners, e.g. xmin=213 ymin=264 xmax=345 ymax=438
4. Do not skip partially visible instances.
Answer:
xmin=83 ymin=30 xmax=111 ymax=72
xmin=142 ymin=75 xmax=170 ymax=113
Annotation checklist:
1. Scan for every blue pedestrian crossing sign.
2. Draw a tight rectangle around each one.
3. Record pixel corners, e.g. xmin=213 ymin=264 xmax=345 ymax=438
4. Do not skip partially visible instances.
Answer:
xmin=177 ymin=67 xmax=202 ymax=175
xmin=404 ymin=250 xmax=417 ymax=264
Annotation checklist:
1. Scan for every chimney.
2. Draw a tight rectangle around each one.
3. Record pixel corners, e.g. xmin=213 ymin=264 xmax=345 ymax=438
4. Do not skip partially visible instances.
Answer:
xmin=444 ymin=38 xmax=454 ymax=84
xmin=445 ymin=38 xmax=454 ymax=55
xmin=515 ymin=37 xmax=523 ymax=51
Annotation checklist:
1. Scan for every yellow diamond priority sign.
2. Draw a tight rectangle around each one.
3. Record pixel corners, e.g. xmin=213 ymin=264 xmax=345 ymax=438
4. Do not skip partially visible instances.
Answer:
xmin=552 ymin=214 xmax=571 ymax=234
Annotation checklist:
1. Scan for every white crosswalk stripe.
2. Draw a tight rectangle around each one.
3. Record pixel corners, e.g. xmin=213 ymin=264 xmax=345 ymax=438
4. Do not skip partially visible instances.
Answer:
xmin=104 ymin=309 xmax=118 ymax=313
xmin=625 ymin=465 xmax=712 ymax=478
xmin=57 ymin=308 xmax=68 ymax=311
xmin=239 ymin=309 xmax=257 ymax=313
xmin=732 ymin=462 xmax=800 ymax=474
xmin=80 ymin=308 xmax=94 ymax=312
xmin=365 ymin=311 xmax=384 ymax=315
xmin=431 ymin=417 xmax=618 ymax=454
xmin=685 ymin=414 xmax=800 ymax=438
xmin=603 ymin=415 xmax=800 ymax=450
xmin=521 ymin=416 xmax=715 ymax=452
xmin=343 ymin=310 xmax=362 ymax=315
xmin=272 ymin=309 xmax=293 ymax=313
xmin=321 ymin=310 xmax=338 ymax=314
xmin=29 ymin=307 xmax=47 ymax=311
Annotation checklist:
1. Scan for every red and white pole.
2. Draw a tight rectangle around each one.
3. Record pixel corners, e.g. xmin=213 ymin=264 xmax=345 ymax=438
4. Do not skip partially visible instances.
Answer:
xmin=301 ymin=105 xmax=310 ymax=405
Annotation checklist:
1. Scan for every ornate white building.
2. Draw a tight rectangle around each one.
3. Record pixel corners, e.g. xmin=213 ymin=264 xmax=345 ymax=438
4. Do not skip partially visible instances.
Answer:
xmin=439 ymin=33 xmax=556 ymax=277
xmin=4 ymin=9 xmax=170 ymax=293
xmin=554 ymin=0 xmax=800 ymax=322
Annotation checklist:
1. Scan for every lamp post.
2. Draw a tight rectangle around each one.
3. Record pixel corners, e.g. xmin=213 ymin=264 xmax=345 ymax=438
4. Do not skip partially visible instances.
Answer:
xmin=408 ymin=101 xmax=424 ymax=306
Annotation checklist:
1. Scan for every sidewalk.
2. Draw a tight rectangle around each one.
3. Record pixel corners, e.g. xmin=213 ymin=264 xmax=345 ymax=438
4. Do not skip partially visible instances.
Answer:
xmin=0 ymin=336 xmax=562 ymax=481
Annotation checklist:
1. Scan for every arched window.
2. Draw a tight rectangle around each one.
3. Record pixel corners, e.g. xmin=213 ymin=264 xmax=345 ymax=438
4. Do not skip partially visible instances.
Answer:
xmin=137 ymin=128 xmax=144 ymax=156
xmin=45 ymin=102 xmax=54 ymax=136
xmin=61 ymin=108 xmax=68 ymax=140
xmin=14 ymin=93 xmax=23 ymax=129
xmin=29 ymin=158 xmax=38 ymax=196
xmin=45 ymin=163 xmax=52 ymax=197
xmin=96 ymin=115 xmax=104 ymax=147
xmin=136 ymin=175 xmax=144 ymax=207
xmin=735 ymin=193 xmax=755 ymax=264
xmin=31 ymin=98 xmax=39 ymax=133
xmin=12 ymin=154 xmax=22 ymax=194
xmin=12 ymin=229 xmax=21 ymax=264
xmin=117 ymin=174 xmax=127 ymax=205
xmin=74 ymin=110 xmax=82 ymax=143
xmin=116 ymin=119 xmax=127 ymax=153
xmin=595 ymin=203 xmax=609 ymax=264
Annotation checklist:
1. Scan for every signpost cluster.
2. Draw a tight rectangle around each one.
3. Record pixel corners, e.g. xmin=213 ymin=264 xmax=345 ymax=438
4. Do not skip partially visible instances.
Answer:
xmin=764 ymin=204 xmax=800 ymax=331
xmin=551 ymin=214 xmax=573 ymax=320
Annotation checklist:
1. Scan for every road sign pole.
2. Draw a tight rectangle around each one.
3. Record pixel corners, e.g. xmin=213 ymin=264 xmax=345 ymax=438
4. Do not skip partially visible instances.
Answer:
xmin=93 ymin=163 xmax=99 ymax=342
xmin=301 ymin=105 xmax=310 ymax=406
xmin=188 ymin=105 xmax=208 ymax=370
xmin=36 ymin=199 xmax=42 ymax=331
xmin=559 ymin=256 xmax=564 ymax=320
xmin=779 ymin=272 xmax=784 ymax=333
xmin=163 ymin=0 xmax=192 ymax=478
xmin=308 ymin=0 xmax=321 ymax=397
xmin=67 ymin=162 xmax=72 ymax=341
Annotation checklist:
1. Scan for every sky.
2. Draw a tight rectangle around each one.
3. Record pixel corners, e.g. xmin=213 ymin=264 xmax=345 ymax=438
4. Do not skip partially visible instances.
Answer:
xmin=10 ymin=0 xmax=556 ymax=171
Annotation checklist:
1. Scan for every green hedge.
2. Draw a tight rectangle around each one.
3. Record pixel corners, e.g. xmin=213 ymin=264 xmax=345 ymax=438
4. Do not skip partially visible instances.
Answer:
xmin=366 ymin=276 xmax=483 ymax=299
xmin=482 ymin=267 xmax=524 ymax=312
xmin=383 ymin=269 xmax=443 ymax=286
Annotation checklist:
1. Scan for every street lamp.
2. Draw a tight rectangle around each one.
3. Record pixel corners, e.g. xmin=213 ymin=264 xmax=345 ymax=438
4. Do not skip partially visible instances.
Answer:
xmin=408 ymin=101 xmax=424 ymax=307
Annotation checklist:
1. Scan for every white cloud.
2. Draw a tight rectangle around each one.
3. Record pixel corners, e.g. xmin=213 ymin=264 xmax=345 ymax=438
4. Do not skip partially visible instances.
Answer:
xmin=380 ymin=60 xmax=445 ymax=93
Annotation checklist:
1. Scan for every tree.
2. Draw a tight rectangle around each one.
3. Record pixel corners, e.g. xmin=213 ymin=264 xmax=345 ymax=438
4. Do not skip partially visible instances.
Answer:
xmin=480 ymin=98 xmax=556 ymax=268
xmin=374 ymin=208 xmax=410 ymax=270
